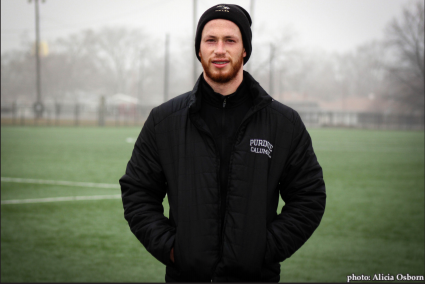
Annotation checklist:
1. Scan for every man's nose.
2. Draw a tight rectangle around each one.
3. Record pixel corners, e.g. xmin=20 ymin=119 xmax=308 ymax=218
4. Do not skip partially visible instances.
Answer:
xmin=215 ymin=40 xmax=226 ymax=55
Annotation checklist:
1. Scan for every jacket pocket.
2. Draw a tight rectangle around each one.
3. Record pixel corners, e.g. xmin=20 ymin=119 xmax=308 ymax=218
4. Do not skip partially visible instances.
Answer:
xmin=264 ymin=229 xmax=278 ymax=265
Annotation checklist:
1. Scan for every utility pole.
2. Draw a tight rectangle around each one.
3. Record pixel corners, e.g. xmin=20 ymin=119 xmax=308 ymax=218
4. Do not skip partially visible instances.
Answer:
xmin=246 ymin=0 xmax=255 ymax=73
xmin=30 ymin=0 xmax=44 ymax=119
xmin=193 ymin=0 xmax=198 ymax=84
xmin=135 ymin=49 xmax=144 ymax=124
xmin=269 ymin=43 xmax=275 ymax=96
xmin=250 ymin=0 xmax=255 ymax=23
xmin=164 ymin=34 xmax=170 ymax=102
xmin=279 ymin=69 xmax=284 ymax=102
xmin=138 ymin=50 xmax=144 ymax=103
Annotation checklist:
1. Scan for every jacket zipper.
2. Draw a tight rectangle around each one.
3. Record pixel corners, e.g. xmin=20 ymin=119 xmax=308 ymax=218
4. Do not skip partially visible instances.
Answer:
xmin=189 ymin=112 xmax=223 ymax=281
xmin=210 ymin=97 xmax=228 ymax=281
xmin=220 ymin=98 xmax=227 ymax=227
xmin=222 ymin=99 xmax=226 ymax=151
xmin=211 ymin=100 xmax=273 ymax=281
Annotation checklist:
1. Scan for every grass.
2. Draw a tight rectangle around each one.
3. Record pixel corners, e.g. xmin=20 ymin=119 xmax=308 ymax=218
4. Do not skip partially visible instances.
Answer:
xmin=280 ymin=129 xmax=424 ymax=282
xmin=1 ymin=126 xmax=424 ymax=282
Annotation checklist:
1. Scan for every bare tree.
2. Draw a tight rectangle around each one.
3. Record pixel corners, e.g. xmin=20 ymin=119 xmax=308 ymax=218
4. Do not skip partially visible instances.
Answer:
xmin=384 ymin=0 xmax=424 ymax=113
xmin=1 ymin=50 xmax=37 ymax=104
xmin=89 ymin=27 xmax=152 ymax=95
xmin=337 ymin=41 xmax=386 ymax=98
xmin=1 ymin=26 xmax=162 ymax=108
xmin=53 ymin=30 xmax=116 ymax=98
xmin=248 ymin=25 xmax=299 ymax=98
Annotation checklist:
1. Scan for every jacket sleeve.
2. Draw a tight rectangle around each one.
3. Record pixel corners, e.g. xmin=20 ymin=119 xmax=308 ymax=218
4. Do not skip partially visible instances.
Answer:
xmin=264 ymin=111 xmax=326 ymax=264
xmin=119 ymin=110 xmax=175 ymax=266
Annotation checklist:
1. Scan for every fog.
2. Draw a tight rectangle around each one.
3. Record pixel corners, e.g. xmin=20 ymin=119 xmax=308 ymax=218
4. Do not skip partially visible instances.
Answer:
xmin=1 ymin=0 xmax=424 ymax=129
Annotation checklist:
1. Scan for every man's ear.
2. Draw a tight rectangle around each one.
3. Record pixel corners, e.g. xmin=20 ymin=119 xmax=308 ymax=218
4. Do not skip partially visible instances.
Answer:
xmin=243 ymin=48 xmax=246 ymax=58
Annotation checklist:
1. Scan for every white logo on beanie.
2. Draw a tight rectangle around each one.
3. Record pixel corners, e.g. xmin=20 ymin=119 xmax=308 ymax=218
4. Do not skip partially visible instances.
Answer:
xmin=215 ymin=5 xmax=230 ymax=12
xmin=216 ymin=5 xmax=230 ymax=9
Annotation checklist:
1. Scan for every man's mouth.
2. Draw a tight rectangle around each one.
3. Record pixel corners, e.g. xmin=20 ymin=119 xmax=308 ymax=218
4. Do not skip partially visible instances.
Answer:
xmin=212 ymin=60 xmax=229 ymax=68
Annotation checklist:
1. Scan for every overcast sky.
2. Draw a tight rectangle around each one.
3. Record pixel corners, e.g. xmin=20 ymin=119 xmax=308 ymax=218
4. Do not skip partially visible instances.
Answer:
xmin=1 ymin=0 xmax=413 ymax=55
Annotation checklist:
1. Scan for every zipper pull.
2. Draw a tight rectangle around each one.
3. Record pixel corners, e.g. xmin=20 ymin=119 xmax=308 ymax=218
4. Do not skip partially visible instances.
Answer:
xmin=223 ymin=98 xmax=227 ymax=108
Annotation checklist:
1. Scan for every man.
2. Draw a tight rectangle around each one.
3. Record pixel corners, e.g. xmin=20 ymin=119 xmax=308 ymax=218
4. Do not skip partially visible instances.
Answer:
xmin=120 ymin=4 xmax=326 ymax=282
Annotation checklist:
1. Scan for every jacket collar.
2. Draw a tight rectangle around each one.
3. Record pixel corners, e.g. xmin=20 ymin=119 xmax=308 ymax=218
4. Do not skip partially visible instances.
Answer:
xmin=189 ymin=71 xmax=272 ymax=114
xmin=200 ymin=75 xmax=249 ymax=109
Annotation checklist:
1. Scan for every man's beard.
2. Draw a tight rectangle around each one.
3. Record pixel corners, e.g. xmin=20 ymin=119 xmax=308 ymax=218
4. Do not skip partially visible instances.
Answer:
xmin=200 ymin=51 xmax=244 ymax=84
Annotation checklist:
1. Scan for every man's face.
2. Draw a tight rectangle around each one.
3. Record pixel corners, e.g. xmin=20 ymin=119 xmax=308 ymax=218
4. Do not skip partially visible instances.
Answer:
xmin=199 ymin=19 xmax=246 ymax=84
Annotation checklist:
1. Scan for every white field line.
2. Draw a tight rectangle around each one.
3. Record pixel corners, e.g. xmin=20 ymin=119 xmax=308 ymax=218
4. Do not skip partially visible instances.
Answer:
xmin=1 ymin=177 xmax=119 ymax=189
xmin=1 ymin=194 xmax=121 ymax=205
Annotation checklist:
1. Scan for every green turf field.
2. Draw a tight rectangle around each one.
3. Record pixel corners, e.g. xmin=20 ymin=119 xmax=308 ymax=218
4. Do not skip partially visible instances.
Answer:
xmin=1 ymin=126 xmax=424 ymax=282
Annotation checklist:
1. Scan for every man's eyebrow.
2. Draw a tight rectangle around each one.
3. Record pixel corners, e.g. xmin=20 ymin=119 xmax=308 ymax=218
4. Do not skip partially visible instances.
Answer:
xmin=203 ymin=35 xmax=238 ymax=39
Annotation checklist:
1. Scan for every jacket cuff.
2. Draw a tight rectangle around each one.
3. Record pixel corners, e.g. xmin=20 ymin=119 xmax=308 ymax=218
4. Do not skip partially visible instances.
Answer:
xmin=162 ymin=233 xmax=176 ymax=267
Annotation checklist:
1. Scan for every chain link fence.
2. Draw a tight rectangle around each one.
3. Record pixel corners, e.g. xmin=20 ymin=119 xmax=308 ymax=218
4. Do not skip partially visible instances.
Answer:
xmin=298 ymin=111 xmax=424 ymax=130
xmin=1 ymin=101 xmax=424 ymax=130
xmin=1 ymin=100 xmax=154 ymax=127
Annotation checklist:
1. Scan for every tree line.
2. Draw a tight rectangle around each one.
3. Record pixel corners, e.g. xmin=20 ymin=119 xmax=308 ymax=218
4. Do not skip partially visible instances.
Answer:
xmin=1 ymin=1 xmax=423 ymax=115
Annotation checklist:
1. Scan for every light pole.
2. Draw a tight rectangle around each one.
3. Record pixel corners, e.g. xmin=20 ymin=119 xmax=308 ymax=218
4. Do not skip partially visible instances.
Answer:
xmin=246 ymin=0 xmax=255 ymax=73
xmin=269 ymin=43 xmax=275 ymax=96
xmin=30 ymin=0 xmax=44 ymax=119
xmin=164 ymin=34 xmax=170 ymax=102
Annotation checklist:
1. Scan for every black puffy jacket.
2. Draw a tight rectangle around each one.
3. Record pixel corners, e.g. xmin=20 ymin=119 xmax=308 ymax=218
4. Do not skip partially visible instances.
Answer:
xmin=119 ymin=71 xmax=326 ymax=282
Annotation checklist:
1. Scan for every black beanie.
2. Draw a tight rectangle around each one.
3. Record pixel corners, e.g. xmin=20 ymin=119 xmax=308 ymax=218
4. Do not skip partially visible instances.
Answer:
xmin=195 ymin=4 xmax=252 ymax=65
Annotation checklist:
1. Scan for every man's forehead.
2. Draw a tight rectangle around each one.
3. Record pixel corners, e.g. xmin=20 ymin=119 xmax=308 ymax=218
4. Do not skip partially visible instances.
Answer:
xmin=202 ymin=19 xmax=242 ymax=37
